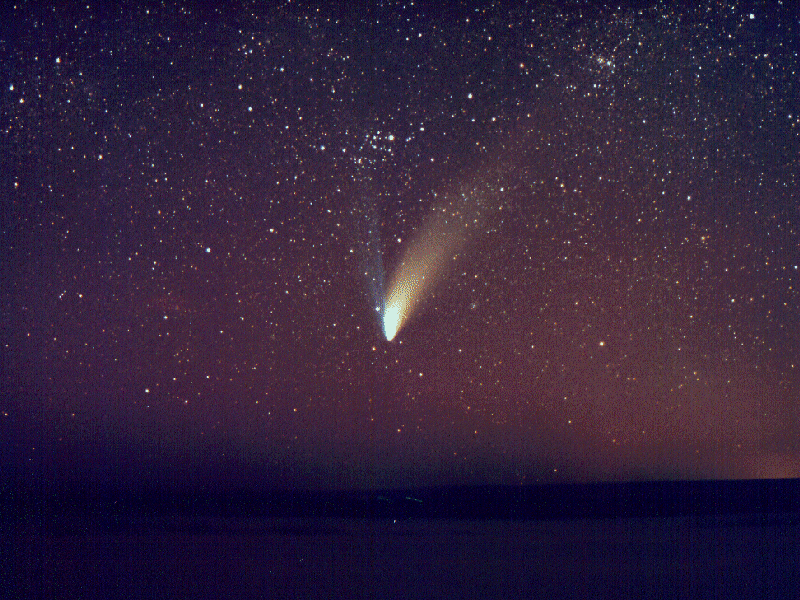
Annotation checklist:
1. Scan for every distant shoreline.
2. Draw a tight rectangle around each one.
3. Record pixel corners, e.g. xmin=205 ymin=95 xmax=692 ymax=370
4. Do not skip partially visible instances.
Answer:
xmin=2 ymin=479 xmax=798 ymax=533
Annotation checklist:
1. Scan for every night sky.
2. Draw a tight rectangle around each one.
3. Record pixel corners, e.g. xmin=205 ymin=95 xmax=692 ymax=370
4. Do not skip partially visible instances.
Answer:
xmin=2 ymin=2 xmax=798 ymax=490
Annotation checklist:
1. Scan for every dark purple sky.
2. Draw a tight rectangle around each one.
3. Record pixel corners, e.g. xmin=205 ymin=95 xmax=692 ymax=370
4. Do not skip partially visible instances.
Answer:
xmin=2 ymin=2 xmax=798 ymax=489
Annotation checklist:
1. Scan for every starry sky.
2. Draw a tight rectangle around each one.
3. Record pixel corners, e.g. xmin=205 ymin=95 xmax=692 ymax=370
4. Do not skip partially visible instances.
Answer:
xmin=2 ymin=1 xmax=798 ymax=490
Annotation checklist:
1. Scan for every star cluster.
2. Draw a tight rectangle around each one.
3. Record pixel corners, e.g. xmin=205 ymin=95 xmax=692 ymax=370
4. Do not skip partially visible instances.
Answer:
xmin=2 ymin=2 xmax=798 ymax=488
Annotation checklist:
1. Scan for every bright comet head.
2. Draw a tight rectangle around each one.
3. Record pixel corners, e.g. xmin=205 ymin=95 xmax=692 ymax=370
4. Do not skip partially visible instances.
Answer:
xmin=382 ymin=289 xmax=405 ymax=341
xmin=382 ymin=272 xmax=415 ymax=341
xmin=382 ymin=305 xmax=400 ymax=341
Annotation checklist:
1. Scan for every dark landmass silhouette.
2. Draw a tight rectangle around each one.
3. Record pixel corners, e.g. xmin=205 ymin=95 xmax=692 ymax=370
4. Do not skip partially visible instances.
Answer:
xmin=3 ymin=479 xmax=798 ymax=534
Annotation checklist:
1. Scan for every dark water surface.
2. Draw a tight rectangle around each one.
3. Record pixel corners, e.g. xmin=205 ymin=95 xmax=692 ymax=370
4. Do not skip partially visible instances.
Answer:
xmin=9 ymin=514 xmax=798 ymax=599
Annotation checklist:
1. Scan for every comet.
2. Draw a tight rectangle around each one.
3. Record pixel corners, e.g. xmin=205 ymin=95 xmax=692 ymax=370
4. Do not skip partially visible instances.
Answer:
xmin=382 ymin=178 xmax=508 ymax=341
xmin=382 ymin=220 xmax=460 ymax=341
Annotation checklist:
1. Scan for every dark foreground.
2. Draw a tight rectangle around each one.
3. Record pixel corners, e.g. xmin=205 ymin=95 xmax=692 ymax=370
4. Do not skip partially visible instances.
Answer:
xmin=4 ymin=480 xmax=799 ymax=599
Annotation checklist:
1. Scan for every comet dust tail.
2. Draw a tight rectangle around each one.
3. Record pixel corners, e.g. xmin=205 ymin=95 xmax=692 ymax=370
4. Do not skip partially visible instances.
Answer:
xmin=382 ymin=241 xmax=448 ymax=342
xmin=381 ymin=177 xmax=508 ymax=341
xmin=381 ymin=207 xmax=471 ymax=341
xmin=382 ymin=269 xmax=423 ymax=341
